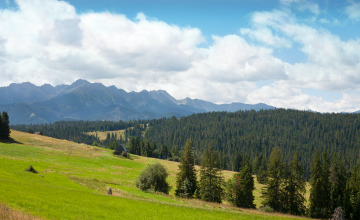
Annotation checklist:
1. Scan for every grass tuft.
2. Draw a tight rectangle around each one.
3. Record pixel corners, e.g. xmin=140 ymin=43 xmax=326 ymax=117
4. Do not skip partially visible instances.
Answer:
xmin=0 ymin=203 xmax=41 ymax=220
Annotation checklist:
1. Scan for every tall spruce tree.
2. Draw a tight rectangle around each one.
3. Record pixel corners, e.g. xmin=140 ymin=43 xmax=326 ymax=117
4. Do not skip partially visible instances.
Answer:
xmin=261 ymin=147 xmax=285 ymax=212
xmin=256 ymin=153 xmax=268 ymax=184
xmin=322 ymin=151 xmax=331 ymax=215
xmin=284 ymin=152 xmax=306 ymax=216
xmin=0 ymin=113 xmax=2 ymax=138
xmin=329 ymin=153 xmax=347 ymax=213
xmin=226 ymin=164 xmax=255 ymax=208
xmin=348 ymin=164 xmax=360 ymax=220
xmin=175 ymin=140 xmax=198 ymax=197
xmin=309 ymin=150 xmax=329 ymax=218
xmin=199 ymin=146 xmax=224 ymax=203
xmin=0 ymin=111 xmax=10 ymax=139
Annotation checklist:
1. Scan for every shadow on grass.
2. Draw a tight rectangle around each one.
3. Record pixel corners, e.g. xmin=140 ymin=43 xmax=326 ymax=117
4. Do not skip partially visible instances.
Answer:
xmin=113 ymin=153 xmax=134 ymax=160
xmin=0 ymin=137 xmax=22 ymax=144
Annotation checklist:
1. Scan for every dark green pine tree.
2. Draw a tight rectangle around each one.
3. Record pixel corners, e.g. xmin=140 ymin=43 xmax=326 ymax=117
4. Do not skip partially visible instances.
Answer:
xmin=261 ymin=147 xmax=285 ymax=212
xmin=284 ymin=152 xmax=306 ymax=216
xmin=199 ymin=146 xmax=224 ymax=203
xmin=322 ymin=151 xmax=331 ymax=215
xmin=0 ymin=112 xmax=10 ymax=139
xmin=256 ymin=153 xmax=268 ymax=184
xmin=329 ymin=153 xmax=347 ymax=213
xmin=226 ymin=164 xmax=255 ymax=208
xmin=0 ymin=113 xmax=2 ymax=138
xmin=160 ymin=144 xmax=169 ymax=159
xmin=348 ymin=164 xmax=360 ymax=220
xmin=309 ymin=150 xmax=328 ymax=218
xmin=175 ymin=140 xmax=198 ymax=197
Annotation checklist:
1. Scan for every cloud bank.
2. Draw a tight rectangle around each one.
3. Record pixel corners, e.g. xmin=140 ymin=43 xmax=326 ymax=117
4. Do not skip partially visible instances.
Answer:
xmin=1 ymin=0 xmax=360 ymax=113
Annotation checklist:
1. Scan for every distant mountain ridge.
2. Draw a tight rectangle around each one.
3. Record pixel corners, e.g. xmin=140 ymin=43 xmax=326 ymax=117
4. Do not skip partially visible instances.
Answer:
xmin=0 ymin=79 xmax=276 ymax=124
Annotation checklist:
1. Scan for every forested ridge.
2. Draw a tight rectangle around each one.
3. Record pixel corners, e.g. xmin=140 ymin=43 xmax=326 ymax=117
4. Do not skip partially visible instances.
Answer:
xmin=141 ymin=109 xmax=360 ymax=177
xmin=12 ymin=109 xmax=360 ymax=177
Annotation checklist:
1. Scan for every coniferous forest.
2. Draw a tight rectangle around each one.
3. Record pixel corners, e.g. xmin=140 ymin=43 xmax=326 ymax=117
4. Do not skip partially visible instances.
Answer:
xmin=9 ymin=108 xmax=360 ymax=218
xmin=141 ymin=109 xmax=360 ymax=178
xmin=12 ymin=109 xmax=360 ymax=176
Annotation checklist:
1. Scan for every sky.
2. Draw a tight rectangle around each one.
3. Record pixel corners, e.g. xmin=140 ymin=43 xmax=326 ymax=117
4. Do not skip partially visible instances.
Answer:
xmin=0 ymin=0 xmax=360 ymax=112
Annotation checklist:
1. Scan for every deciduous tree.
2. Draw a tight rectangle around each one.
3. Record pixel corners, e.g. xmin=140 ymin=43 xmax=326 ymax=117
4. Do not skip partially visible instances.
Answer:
xmin=136 ymin=163 xmax=170 ymax=194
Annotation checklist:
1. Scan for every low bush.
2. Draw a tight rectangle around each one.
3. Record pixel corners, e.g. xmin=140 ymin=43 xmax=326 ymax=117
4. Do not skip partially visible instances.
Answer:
xmin=136 ymin=163 xmax=170 ymax=194
xmin=260 ymin=206 xmax=275 ymax=213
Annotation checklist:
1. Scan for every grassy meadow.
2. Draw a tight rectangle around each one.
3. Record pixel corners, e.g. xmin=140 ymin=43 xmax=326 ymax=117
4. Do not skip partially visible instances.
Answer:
xmin=0 ymin=130 xmax=310 ymax=219
xmin=84 ymin=130 xmax=126 ymax=141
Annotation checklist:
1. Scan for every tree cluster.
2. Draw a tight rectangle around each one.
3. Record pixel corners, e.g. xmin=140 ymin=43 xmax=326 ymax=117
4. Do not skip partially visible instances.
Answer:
xmin=0 ymin=111 xmax=10 ymax=139
xmin=309 ymin=151 xmax=360 ymax=219
xmin=174 ymin=141 xmax=255 ymax=208
xmin=261 ymin=148 xmax=306 ymax=215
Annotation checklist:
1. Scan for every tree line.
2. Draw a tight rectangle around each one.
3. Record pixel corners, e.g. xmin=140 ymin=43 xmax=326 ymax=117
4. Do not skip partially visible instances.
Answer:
xmin=11 ymin=120 xmax=137 ymax=148
xmin=136 ymin=140 xmax=360 ymax=219
xmin=0 ymin=111 xmax=10 ymax=139
xmin=131 ymin=109 xmax=360 ymax=179
xmin=12 ymin=109 xmax=360 ymax=179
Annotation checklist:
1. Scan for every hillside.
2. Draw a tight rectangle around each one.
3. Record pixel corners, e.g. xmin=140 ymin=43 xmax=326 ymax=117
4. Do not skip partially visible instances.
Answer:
xmin=12 ymin=108 xmax=360 ymax=180
xmin=0 ymin=130 xmax=308 ymax=219
xmin=0 ymin=80 xmax=275 ymax=124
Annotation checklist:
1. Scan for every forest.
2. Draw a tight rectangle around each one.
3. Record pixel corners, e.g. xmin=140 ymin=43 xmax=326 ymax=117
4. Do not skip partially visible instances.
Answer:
xmin=9 ymin=108 xmax=360 ymax=219
xmin=11 ymin=109 xmax=360 ymax=178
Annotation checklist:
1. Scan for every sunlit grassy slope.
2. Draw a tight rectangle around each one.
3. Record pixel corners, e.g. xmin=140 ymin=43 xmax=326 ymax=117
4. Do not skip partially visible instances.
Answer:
xmin=84 ymin=129 xmax=126 ymax=141
xmin=0 ymin=130 xmax=309 ymax=219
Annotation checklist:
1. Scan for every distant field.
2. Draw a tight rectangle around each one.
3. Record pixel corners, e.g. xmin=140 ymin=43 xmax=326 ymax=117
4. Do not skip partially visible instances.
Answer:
xmin=84 ymin=129 xmax=126 ymax=141
xmin=0 ymin=130 xmax=309 ymax=219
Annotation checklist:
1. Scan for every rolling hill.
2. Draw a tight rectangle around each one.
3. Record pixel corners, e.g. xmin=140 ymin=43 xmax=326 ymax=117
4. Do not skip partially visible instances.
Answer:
xmin=0 ymin=130 xmax=308 ymax=219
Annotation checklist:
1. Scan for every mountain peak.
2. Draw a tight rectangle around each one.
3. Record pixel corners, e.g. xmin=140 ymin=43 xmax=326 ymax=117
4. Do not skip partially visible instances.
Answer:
xmin=72 ymin=79 xmax=91 ymax=86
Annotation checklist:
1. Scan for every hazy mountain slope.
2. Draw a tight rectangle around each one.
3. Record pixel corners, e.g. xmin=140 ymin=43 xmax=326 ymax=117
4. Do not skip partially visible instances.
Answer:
xmin=0 ymin=82 xmax=67 ymax=105
xmin=0 ymin=79 xmax=275 ymax=124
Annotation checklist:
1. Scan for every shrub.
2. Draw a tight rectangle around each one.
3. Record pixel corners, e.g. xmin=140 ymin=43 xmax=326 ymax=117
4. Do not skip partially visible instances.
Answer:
xmin=121 ymin=151 xmax=128 ymax=157
xmin=260 ymin=206 xmax=275 ymax=213
xmin=136 ymin=163 xmax=170 ymax=194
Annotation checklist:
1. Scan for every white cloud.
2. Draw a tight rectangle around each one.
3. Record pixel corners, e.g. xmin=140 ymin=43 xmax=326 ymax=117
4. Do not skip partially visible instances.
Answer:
xmin=0 ymin=0 xmax=360 ymax=113
xmin=190 ymin=35 xmax=288 ymax=83
xmin=345 ymin=0 xmax=360 ymax=21
xmin=0 ymin=0 xmax=205 ymax=86
xmin=240 ymin=27 xmax=292 ymax=48
xmin=0 ymin=0 xmax=287 ymax=91
xmin=245 ymin=9 xmax=360 ymax=92
xmin=246 ymin=82 xmax=360 ymax=113
xmin=280 ymin=0 xmax=320 ymax=15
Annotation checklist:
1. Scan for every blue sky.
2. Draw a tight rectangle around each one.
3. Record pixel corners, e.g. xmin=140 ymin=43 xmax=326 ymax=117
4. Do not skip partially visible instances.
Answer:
xmin=0 ymin=0 xmax=360 ymax=112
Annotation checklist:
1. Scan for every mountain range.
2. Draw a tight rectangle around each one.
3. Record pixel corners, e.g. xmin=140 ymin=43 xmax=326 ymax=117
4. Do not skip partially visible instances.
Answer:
xmin=0 ymin=79 xmax=275 ymax=124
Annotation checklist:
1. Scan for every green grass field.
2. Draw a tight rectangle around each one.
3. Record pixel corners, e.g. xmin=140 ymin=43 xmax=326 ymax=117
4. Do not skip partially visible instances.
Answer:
xmin=0 ymin=130 xmax=309 ymax=219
